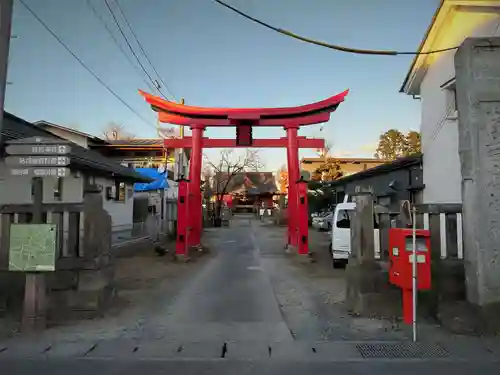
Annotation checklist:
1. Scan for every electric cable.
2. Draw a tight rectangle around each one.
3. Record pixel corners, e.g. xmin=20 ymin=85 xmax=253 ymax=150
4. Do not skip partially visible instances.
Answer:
xmin=19 ymin=0 xmax=155 ymax=128
xmin=212 ymin=0 xmax=459 ymax=56
xmin=85 ymin=0 xmax=156 ymax=93
xmin=103 ymin=0 xmax=168 ymax=98
xmin=114 ymin=0 xmax=178 ymax=101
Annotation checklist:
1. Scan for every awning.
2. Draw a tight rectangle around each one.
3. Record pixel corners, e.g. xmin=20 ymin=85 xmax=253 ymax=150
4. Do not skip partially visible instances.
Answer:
xmin=134 ymin=168 xmax=169 ymax=192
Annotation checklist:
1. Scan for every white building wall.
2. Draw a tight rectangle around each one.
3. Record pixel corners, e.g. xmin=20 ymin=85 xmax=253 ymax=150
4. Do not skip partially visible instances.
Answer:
xmin=39 ymin=127 xmax=89 ymax=148
xmin=0 ymin=160 xmax=83 ymax=204
xmin=419 ymin=17 xmax=500 ymax=204
xmin=96 ymin=176 xmax=134 ymax=232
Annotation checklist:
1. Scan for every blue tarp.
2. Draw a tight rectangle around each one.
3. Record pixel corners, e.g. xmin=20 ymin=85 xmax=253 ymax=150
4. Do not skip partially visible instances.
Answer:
xmin=133 ymin=168 xmax=169 ymax=192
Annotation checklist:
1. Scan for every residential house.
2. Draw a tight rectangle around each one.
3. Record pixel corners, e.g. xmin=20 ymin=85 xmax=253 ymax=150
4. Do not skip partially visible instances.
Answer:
xmin=400 ymin=0 xmax=500 ymax=204
xmin=325 ymin=154 xmax=424 ymax=211
xmin=88 ymin=138 xmax=189 ymax=201
xmin=1 ymin=114 xmax=152 ymax=238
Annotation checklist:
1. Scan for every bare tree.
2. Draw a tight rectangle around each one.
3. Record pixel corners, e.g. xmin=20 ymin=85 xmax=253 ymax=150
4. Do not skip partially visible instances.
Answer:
xmin=316 ymin=139 xmax=332 ymax=159
xmin=204 ymin=149 xmax=264 ymax=219
xmin=101 ymin=122 xmax=135 ymax=140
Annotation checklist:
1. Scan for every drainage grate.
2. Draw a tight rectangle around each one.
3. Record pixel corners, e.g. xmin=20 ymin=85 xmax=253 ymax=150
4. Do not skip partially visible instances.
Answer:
xmin=356 ymin=343 xmax=449 ymax=359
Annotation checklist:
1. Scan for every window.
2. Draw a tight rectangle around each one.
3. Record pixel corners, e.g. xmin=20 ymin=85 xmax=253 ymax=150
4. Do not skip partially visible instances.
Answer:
xmin=441 ymin=78 xmax=458 ymax=119
xmin=336 ymin=209 xmax=351 ymax=229
xmin=53 ymin=177 xmax=63 ymax=201
xmin=115 ymin=181 xmax=126 ymax=202
xmin=377 ymin=196 xmax=391 ymax=207
xmin=335 ymin=209 xmax=380 ymax=229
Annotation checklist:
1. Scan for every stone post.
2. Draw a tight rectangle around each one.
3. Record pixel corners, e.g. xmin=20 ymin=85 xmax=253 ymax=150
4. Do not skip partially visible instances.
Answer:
xmin=455 ymin=37 xmax=500 ymax=306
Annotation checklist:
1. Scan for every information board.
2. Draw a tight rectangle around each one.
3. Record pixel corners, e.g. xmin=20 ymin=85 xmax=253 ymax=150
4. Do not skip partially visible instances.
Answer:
xmin=8 ymin=224 xmax=57 ymax=272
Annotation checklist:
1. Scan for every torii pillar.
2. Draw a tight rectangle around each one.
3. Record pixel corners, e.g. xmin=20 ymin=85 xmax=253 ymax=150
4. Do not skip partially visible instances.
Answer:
xmin=286 ymin=125 xmax=300 ymax=248
xmin=139 ymin=89 xmax=348 ymax=257
xmin=187 ymin=125 xmax=204 ymax=247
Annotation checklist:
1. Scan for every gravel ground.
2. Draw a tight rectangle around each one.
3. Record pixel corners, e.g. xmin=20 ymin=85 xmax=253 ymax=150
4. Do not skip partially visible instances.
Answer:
xmin=254 ymin=222 xmax=469 ymax=342
xmin=0 ymin=243 xmax=214 ymax=342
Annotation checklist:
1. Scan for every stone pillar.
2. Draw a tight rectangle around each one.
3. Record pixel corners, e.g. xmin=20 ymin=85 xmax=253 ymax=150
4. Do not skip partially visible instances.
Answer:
xmin=345 ymin=193 xmax=399 ymax=316
xmin=455 ymin=37 xmax=500 ymax=306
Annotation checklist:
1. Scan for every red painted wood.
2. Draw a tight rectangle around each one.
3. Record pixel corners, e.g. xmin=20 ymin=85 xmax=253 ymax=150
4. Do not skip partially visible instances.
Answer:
xmin=187 ymin=127 xmax=204 ymax=246
xmin=287 ymin=127 xmax=300 ymax=249
xmin=163 ymin=137 xmax=325 ymax=149
xmin=158 ymin=111 xmax=331 ymax=126
xmin=140 ymin=89 xmax=348 ymax=119
xmin=176 ymin=180 xmax=189 ymax=256
xmin=297 ymin=180 xmax=309 ymax=255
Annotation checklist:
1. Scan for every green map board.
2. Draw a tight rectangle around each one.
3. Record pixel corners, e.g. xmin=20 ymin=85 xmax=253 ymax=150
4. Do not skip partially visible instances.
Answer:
xmin=9 ymin=224 xmax=57 ymax=272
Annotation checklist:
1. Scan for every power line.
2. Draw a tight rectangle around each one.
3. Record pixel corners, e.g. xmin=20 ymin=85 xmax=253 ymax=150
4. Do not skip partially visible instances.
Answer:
xmin=114 ymin=0 xmax=178 ymax=102
xmin=19 ymin=0 xmax=155 ymax=128
xmin=212 ymin=0 xmax=459 ymax=56
xmin=84 ymin=0 xmax=156 ymax=93
xmin=103 ymin=0 xmax=168 ymax=98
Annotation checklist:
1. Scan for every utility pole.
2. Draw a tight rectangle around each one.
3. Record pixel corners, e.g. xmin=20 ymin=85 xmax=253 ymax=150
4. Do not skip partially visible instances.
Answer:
xmin=0 ymin=0 xmax=13 ymax=143
xmin=177 ymin=98 xmax=185 ymax=179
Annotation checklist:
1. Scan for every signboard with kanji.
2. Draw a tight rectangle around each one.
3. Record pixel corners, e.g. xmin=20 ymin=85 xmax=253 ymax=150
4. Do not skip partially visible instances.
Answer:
xmin=9 ymin=167 xmax=70 ymax=178
xmin=6 ymin=143 xmax=71 ymax=156
xmin=5 ymin=156 xmax=70 ymax=167
xmin=8 ymin=224 xmax=57 ymax=272
xmin=5 ymin=137 xmax=72 ymax=178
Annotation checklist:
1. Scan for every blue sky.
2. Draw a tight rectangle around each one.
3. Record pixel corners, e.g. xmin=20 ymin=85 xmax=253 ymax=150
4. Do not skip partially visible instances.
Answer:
xmin=5 ymin=0 xmax=438 ymax=170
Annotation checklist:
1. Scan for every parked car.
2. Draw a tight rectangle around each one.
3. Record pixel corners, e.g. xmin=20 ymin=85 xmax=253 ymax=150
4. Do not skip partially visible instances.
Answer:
xmin=329 ymin=202 xmax=380 ymax=268
xmin=312 ymin=212 xmax=333 ymax=231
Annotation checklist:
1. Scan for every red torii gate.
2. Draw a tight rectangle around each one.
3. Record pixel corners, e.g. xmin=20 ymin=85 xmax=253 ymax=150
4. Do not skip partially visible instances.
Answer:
xmin=139 ymin=89 xmax=348 ymax=258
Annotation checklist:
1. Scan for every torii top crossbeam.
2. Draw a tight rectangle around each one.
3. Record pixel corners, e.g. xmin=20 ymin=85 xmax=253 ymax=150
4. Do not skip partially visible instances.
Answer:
xmin=139 ymin=90 xmax=349 ymax=127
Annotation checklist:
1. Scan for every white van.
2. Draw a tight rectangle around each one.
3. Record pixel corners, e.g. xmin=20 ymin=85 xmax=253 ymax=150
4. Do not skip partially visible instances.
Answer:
xmin=330 ymin=202 xmax=380 ymax=268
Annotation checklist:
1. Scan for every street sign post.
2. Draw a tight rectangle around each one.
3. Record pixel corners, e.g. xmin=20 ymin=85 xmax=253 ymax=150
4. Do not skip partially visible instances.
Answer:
xmin=4 ymin=136 xmax=72 ymax=332
xmin=5 ymin=143 xmax=72 ymax=155
xmin=5 ymin=155 xmax=70 ymax=167
xmin=9 ymin=167 xmax=70 ymax=178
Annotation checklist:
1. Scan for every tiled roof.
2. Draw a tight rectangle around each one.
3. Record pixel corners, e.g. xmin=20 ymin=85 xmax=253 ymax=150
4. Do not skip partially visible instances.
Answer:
xmin=105 ymin=139 xmax=163 ymax=146
xmin=301 ymin=157 xmax=390 ymax=164
xmin=1 ymin=112 xmax=153 ymax=183
xmin=324 ymin=154 xmax=422 ymax=187
xmin=34 ymin=120 xmax=109 ymax=145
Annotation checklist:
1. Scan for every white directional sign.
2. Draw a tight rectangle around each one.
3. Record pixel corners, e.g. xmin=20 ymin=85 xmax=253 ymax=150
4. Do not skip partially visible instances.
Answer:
xmin=5 ymin=137 xmax=73 ymax=179
xmin=10 ymin=167 xmax=70 ymax=178
xmin=5 ymin=144 xmax=71 ymax=156
xmin=5 ymin=156 xmax=70 ymax=167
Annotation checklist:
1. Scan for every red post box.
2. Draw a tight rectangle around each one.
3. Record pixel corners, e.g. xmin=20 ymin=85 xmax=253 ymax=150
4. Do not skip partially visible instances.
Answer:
xmin=388 ymin=228 xmax=431 ymax=324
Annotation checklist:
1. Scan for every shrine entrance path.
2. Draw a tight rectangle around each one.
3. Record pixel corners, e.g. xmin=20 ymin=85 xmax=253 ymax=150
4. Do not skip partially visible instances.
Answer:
xmin=1 ymin=215 xmax=496 ymax=362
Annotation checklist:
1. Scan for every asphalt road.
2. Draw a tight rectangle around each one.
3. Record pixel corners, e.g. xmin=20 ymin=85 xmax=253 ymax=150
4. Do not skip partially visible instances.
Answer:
xmin=153 ymin=216 xmax=293 ymax=342
xmin=1 ymin=358 xmax=500 ymax=375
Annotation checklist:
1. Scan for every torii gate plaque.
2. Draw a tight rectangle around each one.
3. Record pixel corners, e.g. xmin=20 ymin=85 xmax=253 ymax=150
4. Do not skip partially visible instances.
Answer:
xmin=140 ymin=90 xmax=348 ymax=258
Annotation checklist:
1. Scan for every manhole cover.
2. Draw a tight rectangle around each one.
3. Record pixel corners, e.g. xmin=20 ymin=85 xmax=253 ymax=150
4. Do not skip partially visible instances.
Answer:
xmin=356 ymin=343 xmax=449 ymax=358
